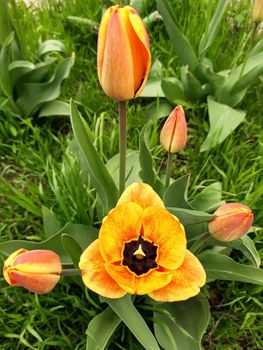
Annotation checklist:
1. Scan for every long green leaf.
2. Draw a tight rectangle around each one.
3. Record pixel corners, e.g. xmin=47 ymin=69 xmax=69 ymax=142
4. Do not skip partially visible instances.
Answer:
xmin=190 ymin=182 xmax=224 ymax=212
xmin=103 ymin=295 xmax=160 ymax=350
xmin=86 ymin=307 xmax=121 ymax=350
xmin=70 ymin=100 xmax=118 ymax=213
xmin=200 ymin=97 xmax=246 ymax=152
xmin=164 ymin=174 xmax=192 ymax=209
xmin=61 ymin=234 xmax=83 ymax=267
xmin=156 ymin=0 xmax=198 ymax=70
xmin=198 ymin=0 xmax=229 ymax=56
xmin=39 ymin=100 xmax=70 ymax=117
xmin=0 ymin=32 xmax=14 ymax=98
xmin=0 ymin=222 xmax=98 ymax=265
xmin=42 ymin=206 xmax=62 ymax=238
xmin=154 ymin=294 xmax=210 ymax=350
xmin=200 ymin=253 xmax=263 ymax=284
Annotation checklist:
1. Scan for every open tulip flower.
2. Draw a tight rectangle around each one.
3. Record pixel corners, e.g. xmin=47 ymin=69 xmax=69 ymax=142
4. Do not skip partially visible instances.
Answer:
xmin=79 ymin=183 xmax=206 ymax=301
xmin=97 ymin=5 xmax=151 ymax=101
xmin=3 ymin=249 xmax=62 ymax=294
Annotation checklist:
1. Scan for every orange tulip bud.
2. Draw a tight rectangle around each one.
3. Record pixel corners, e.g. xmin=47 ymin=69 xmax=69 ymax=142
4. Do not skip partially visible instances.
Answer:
xmin=3 ymin=249 xmax=62 ymax=294
xmin=97 ymin=5 xmax=151 ymax=101
xmin=160 ymin=105 xmax=187 ymax=153
xmin=252 ymin=0 xmax=263 ymax=23
xmin=208 ymin=203 xmax=254 ymax=242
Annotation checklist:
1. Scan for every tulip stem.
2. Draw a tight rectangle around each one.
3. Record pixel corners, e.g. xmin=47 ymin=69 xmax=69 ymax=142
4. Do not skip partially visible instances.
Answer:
xmin=118 ymin=101 xmax=127 ymax=196
xmin=61 ymin=268 xmax=80 ymax=277
xmin=165 ymin=152 xmax=174 ymax=189
xmin=190 ymin=233 xmax=211 ymax=254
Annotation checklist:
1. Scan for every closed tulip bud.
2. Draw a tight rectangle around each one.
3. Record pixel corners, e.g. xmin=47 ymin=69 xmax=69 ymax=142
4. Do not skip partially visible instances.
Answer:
xmin=160 ymin=105 xmax=187 ymax=153
xmin=208 ymin=203 xmax=254 ymax=242
xmin=3 ymin=249 xmax=62 ymax=294
xmin=252 ymin=0 xmax=263 ymax=23
xmin=97 ymin=5 xmax=151 ymax=101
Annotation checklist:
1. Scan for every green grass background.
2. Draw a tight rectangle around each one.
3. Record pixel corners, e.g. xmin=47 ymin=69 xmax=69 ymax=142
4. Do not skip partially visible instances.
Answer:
xmin=0 ymin=0 xmax=262 ymax=349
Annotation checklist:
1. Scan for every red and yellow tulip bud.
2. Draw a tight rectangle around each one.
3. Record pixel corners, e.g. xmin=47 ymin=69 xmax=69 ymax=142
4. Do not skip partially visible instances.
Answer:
xmin=252 ymin=0 xmax=263 ymax=23
xmin=208 ymin=203 xmax=254 ymax=242
xmin=3 ymin=249 xmax=62 ymax=294
xmin=160 ymin=105 xmax=187 ymax=153
xmin=97 ymin=5 xmax=151 ymax=101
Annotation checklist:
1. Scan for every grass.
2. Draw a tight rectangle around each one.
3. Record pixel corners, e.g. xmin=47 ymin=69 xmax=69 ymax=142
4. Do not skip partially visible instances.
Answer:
xmin=0 ymin=0 xmax=263 ymax=349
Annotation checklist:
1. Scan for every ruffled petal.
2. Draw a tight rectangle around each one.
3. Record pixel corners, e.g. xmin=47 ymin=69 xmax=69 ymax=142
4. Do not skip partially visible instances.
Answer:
xmin=142 ymin=207 xmax=186 ymax=270
xmin=106 ymin=263 xmax=173 ymax=295
xmin=117 ymin=183 xmax=164 ymax=209
xmin=99 ymin=203 xmax=143 ymax=263
xmin=79 ymin=240 xmax=126 ymax=299
xmin=148 ymin=250 xmax=206 ymax=302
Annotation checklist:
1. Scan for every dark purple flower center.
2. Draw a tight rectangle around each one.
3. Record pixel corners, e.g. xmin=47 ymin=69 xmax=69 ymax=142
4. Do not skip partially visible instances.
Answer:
xmin=122 ymin=236 xmax=158 ymax=276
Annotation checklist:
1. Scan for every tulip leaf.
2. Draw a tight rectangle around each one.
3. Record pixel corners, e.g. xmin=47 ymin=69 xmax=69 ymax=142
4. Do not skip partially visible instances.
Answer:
xmin=61 ymin=233 xmax=83 ymax=268
xmin=156 ymin=0 xmax=198 ymax=70
xmin=70 ymin=100 xmax=118 ymax=213
xmin=0 ymin=222 xmax=98 ymax=265
xmin=39 ymin=100 xmax=70 ymax=117
xmin=42 ymin=206 xmax=62 ymax=238
xmin=164 ymin=174 xmax=193 ymax=209
xmin=190 ymin=182 xmax=224 ymax=212
xmin=16 ymin=55 xmax=74 ymax=116
xmin=168 ymin=207 xmax=212 ymax=240
xmin=140 ymin=78 xmax=165 ymax=98
xmin=37 ymin=39 xmax=67 ymax=57
xmin=9 ymin=60 xmax=35 ymax=88
xmin=0 ymin=32 xmax=14 ymax=98
xmin=207 ymin=235 xmax=261 ymax=268
xmin=139 ymin=121 xmax=163 ymax=194
xmin=154 ymin=294 xmax=210 ymax=350
xmin=161 ymin=77 xmax=185 ymax=104
xmin=181 ymin=66 xmax=204 ymax=102
xmin=103 ymin=295 xmax=160 ymax=350
xmin=86 ymin=307 xmax=121 ymax=350
xmin=145 ymin=100 xmax=172 ymax=121
xmin=200 ymin=98 xmax=246 ymax=152
xmin=199 ymin=253 xmax=263 ymax=284
xmin=198 ymin=0 xmax=229 ymax=56
xmin=106 ymin=150 xmax=142 ymax=188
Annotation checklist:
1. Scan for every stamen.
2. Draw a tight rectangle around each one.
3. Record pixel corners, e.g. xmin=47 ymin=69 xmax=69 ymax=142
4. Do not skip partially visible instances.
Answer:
xmin=133 ymin=244 xmax=146 ymax=259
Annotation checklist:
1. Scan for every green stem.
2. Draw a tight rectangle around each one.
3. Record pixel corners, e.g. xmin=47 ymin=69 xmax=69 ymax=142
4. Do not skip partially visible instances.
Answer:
xmin=118 ymin=101 xmax=127 ymax=196
xmin=165 ymin=152 xmax=174 ymax=189
xmin=61 ymin=268 xmax=80 ymax=277
xmin=190 ymin=232 xmax=211 ymax=254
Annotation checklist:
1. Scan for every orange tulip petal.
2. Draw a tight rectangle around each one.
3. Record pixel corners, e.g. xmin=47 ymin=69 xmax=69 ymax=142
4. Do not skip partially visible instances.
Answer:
xmin=101 ymin=7 xmax=134 ymax=101
xmin=142 ymin=207 xmax=186 ymax=270
xmin=128 ymin=8 xmax=151 ymax=96
xmin=79 ymin=240 xmax=126 ymax=299
xmin=99 ymin=203 xmax=143 ymax=263
xmin=117 ymin=183 xmax=164 ymax=209
xmin=97 ymin=6 xmax=115 ymax=83
xmin=148 ymin=250 xmax=206 ymax=302
xmin=9 ymin=271 xmax=60 ymax=294
xmin=12 ymin=250 xmax=62 ymax=274
xmin=106 ymin=263 xmax=173 ymax=295
xmin=3 ymin=248 xmax=27 ymax=284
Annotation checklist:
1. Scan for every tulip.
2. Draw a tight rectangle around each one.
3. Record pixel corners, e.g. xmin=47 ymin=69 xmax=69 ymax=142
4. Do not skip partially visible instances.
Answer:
xmin=79 ymin=183 xmax=206 ymax=302
xmin=3 ymin=249 xmax=62 ymax=294
xmin=208 ymin=203 xmax=254 ymax=242
xmin=160 ymin=105 xmax=187 ymax=153
xmin=97 ymin=5 xmax=151 ymax=101
xmin=252 ymin=0 xmax=263 ymax=23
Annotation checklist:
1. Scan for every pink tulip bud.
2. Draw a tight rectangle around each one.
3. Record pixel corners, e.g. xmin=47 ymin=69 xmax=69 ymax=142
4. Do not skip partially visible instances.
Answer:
xmin=160 ymin=105 xmax=187 ymax=153
xmin=208 ymin=203 xmax=254 ymax=242
xmin=252 ymin=0 xmax=263 ymax=23
xmin=3 ymin=249 xmax=62 ymax=294
xmin=97 ymin=5 xmax=151 ymax=101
